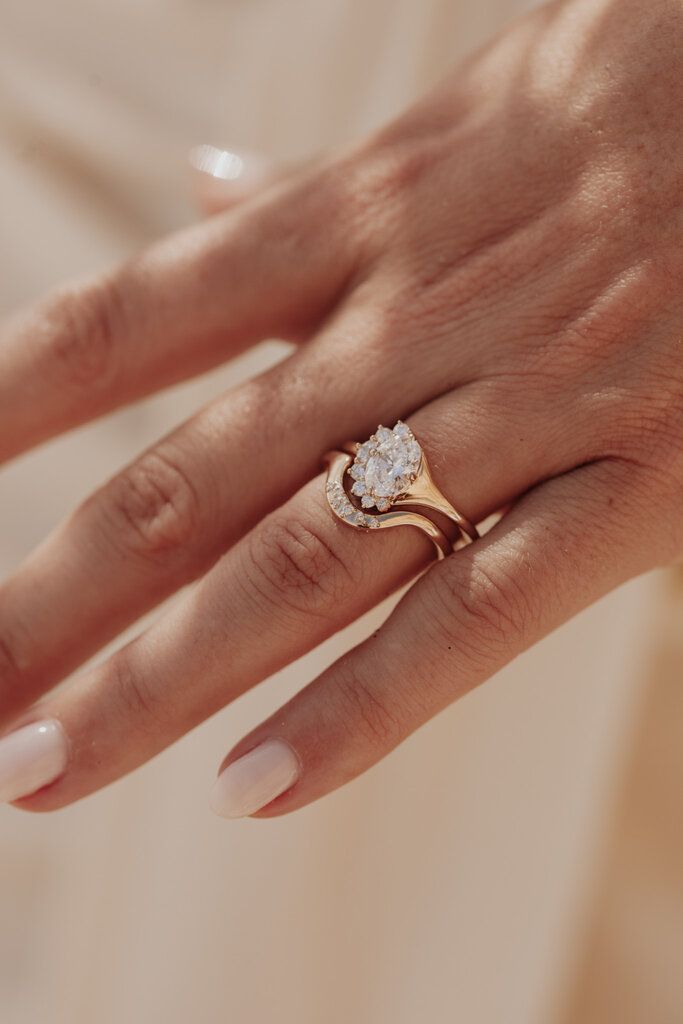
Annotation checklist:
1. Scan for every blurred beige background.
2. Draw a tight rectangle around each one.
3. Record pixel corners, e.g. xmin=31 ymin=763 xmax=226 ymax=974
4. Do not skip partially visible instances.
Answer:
xmin=0 ymin=2 xmax=681 ymax=1022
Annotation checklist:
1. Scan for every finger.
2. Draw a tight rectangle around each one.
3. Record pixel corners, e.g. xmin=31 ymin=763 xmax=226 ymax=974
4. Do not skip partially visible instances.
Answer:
xmin=0 ymin=320 xmax=391 ymax=723
xmin=189 ymin=145 xmax=304 ymax=215
xmin=4 ymin=388 xmax=593 ymax=810
xmin=211 ymin=458 xmax=656 ymax=818
xmin=0 ymin=161 xmax=356 ymax=464
xmin=0 ymin=270 xmax=498 ymax=725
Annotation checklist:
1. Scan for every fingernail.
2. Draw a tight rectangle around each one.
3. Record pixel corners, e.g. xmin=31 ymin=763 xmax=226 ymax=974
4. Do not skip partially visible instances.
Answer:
xmin=188 ymin=144 xmax=273 ymax=186
xmin=210 ymin=739 xmax=300 ymax=819
xmin=0 ymin=720 xmax=68 ymax=803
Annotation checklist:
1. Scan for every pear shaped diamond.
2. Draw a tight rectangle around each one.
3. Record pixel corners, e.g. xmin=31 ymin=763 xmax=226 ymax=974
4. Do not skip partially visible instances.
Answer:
xmin=347 ymin=421 xmax=422 ymax=513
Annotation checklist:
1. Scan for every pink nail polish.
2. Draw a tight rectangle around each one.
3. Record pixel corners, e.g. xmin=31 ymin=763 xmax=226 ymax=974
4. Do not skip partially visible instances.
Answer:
xmin=210 ymin=739 xmax=300 ymax=819
xmin=0 ymin=720 xmax=68 ymax=803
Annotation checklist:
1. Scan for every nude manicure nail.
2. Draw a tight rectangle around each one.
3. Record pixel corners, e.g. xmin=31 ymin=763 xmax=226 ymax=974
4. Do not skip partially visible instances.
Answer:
xmin=210 ymin=739 xmax=300 ymax=819
xmin=189 ymin=144 xmax=273 ymax=186
xmin=0 ymin=720 xmax=68 ymax=803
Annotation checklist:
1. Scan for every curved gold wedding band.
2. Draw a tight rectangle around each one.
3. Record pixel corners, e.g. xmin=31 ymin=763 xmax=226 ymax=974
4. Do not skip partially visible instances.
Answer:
xmin=324 ymin=421 xmax=479 ymax=560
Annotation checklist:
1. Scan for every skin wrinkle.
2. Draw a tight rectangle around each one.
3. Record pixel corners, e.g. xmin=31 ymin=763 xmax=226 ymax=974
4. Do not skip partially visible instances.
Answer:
xmin=3 ymin=0 xmax=683 ymax=813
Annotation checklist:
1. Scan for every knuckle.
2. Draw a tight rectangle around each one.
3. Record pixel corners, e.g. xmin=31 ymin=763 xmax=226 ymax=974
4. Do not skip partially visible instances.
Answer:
xmin=428 ymin=559 xmax=534 ymax=665
xmin=247 ymin=511 xmax=353 ymax=617
xmin=336 ymin=141 xmax=442 ymax=261
xmin=110 ymin=655 xmax=167 ymax=733
xmin=334 ymin=666 xmax=404 ymax=749
xmin=0 ymin=613 xmax=38 ymax=717
xmin=0 ymin=629 xmax=24 ymax=708
xmin=624 ymin=379 xmax=683 ymax=469
xmin=39 ymin=275 xmax=127 ymax=391
xmin=99 ymin=447 xmax=201 ymax=562
xmin=352 ymin=138 xmax=437 ymax=214
xmin=612 ymin=399 xmax=683 ymax=468
xmin=590 ymin=358 xmax=683 ymax=489
xmin=0 ymin=602 xmax=37 ymax=708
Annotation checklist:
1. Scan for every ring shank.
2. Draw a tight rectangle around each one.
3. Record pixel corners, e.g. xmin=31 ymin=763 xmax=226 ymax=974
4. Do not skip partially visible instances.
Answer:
xmin=394 ymin=457 xmax=479 ymax=549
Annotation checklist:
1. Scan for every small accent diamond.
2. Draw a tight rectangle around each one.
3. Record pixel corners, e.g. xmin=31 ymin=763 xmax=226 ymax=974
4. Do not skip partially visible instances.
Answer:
xmin=327 ymin=476 xmax=382 ymax=530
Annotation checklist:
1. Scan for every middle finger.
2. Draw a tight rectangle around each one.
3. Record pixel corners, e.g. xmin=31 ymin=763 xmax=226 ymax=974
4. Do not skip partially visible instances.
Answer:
xmin=0 ymin=297 xmax=472 ymax=726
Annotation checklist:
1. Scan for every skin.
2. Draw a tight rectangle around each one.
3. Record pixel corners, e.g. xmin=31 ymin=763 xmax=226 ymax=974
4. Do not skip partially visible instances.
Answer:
xmin=2 ymin=0 xmax=683 ymax=815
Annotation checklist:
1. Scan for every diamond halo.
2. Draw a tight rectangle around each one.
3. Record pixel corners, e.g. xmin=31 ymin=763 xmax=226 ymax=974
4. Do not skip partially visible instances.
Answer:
xmin=324 ymin=420 xmax=479 ymax=555
xmin=346 ymin=421 xmax=422 ymax=514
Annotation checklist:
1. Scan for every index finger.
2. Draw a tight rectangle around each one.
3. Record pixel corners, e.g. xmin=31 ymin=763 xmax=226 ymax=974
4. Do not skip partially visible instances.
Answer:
xmin=0 ymin=163 xmax=356 ymax=463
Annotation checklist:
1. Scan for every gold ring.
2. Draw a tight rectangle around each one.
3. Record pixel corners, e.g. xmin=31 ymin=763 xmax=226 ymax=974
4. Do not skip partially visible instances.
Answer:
xmin=324 ymin=421 xmax=479 ymax=560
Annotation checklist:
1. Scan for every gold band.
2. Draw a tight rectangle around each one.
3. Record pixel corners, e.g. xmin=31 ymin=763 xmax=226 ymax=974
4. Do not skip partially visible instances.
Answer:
xmin=323 ymin=422 xmax=479 ymax=561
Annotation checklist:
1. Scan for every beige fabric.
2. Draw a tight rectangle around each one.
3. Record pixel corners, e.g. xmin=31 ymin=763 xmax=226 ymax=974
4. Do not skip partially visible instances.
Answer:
xmin=0 ymin=2 xmax=671 ymax=1022
xmin=559 ymin=569 xmax=683 ymax=1024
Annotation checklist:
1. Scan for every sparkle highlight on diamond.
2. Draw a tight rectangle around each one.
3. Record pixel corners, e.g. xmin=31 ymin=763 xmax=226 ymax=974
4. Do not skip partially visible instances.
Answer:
xmin=325 ymin=480 xmax=381 ymax=529
xmin=347 ymin=421 xmax=422 ymax=513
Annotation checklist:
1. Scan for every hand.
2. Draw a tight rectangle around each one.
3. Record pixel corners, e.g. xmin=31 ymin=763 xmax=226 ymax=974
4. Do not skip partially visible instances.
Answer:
xmin=1 ymin=0 xmax=682 ymax=818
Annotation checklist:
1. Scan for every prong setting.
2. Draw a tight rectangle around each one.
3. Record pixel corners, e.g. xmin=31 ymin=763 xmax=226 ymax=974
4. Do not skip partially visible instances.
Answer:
xmin=346 ymin=421 xmax=422 ymax=513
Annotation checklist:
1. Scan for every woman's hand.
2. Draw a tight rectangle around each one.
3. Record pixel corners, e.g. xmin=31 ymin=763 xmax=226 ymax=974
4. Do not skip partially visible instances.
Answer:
xmin=1 ymin=0 xmax=682 ymax=817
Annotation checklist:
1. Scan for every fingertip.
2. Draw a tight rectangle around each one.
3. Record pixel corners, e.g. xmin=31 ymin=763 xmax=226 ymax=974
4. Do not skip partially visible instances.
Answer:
xmin=210 ymin=737 xmax=301 ymax=820
xmin=0 ymin=719 xmax=68 ymax=806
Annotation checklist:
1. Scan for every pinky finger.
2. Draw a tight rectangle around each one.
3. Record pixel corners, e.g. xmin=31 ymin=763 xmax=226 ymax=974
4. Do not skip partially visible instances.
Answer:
xmin=211 ymin=458 xmax=659 ymax=819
